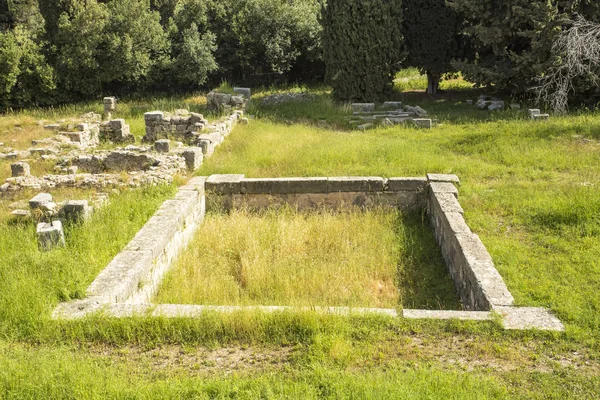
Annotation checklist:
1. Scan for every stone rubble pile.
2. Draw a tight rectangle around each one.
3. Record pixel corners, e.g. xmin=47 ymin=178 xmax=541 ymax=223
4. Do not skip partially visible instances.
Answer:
xmin=1 ymin=105 xmax=244 ymax=193
xmin=206 ymin=87 xmax=250 ymax=112
xmin=347 ymin=102 xmax=433 ymax=130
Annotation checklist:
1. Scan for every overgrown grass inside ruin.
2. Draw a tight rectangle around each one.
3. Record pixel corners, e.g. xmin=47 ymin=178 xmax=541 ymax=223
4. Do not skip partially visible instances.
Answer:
xmin=156 ymin=208 xmax=459 ymax=309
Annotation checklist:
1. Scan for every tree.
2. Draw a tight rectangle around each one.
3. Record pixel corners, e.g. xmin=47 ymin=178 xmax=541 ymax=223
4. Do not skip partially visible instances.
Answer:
xmin=321 ymin=0 xmax=404 ymax=101
xmin=447 ymin=0 xmax=600 ymax=95
xmin=402 ymin=0 xmax=466 ymax=95
xmin=534 ymin=15 xmax=600 ymax=113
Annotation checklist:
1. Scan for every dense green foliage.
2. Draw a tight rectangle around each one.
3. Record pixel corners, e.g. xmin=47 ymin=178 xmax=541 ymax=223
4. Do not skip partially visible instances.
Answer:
xmin=0 ymin=0 xmax=323 ymax=109
xmin=402 ymin=0 xmax=467 ymax=94
xmin=448 ymin=0 xmax=600 ymax=98
xmin=321 ymin=0 xmax=404 ymax=101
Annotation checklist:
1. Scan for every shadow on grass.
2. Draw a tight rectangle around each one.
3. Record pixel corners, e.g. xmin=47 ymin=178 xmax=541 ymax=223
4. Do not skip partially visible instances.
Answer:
xmin=247 ymin=86 xmax=535 ymax=130
xmin=396 ymin=211 xmax=461 ymax=310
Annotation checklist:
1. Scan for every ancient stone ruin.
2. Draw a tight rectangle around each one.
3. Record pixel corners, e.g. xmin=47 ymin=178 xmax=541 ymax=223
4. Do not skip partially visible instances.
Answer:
xmin=347 ymin=102 xmax=433 ymax=130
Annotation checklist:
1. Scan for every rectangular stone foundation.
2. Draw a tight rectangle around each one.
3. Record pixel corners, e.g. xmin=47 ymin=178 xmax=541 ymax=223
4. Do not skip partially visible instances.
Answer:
xmin=53 ymin=174 xmax=564 ymax=331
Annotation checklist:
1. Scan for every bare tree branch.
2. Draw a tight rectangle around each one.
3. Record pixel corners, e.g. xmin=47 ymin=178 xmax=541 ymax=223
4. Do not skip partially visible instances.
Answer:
xmin=532 ymin=15 xmax=600 ymax=114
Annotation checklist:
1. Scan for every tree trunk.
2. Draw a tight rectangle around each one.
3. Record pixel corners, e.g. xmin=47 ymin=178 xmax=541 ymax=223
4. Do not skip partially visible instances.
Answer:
xmin=426 ymin=71 xmax=440 ymax=95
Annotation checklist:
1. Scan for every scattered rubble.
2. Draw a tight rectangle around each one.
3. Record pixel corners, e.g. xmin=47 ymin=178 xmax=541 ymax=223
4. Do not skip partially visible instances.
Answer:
xmin=37 ymin=220 xmax=66 ymax=251
xmin=347 ymin=102 xmax=434 ymax=129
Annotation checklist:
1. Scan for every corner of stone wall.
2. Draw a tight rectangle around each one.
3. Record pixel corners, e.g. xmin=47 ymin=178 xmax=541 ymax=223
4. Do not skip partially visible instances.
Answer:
xmin=426 ymin=175 xmax=514 ymax=311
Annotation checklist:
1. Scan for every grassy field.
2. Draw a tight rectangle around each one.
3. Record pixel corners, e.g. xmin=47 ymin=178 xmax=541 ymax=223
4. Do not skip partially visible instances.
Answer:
xmin=155 ymin=208 xmax=459 ymax=309
xmin=0 ymin=75 xmax=599 ymax=398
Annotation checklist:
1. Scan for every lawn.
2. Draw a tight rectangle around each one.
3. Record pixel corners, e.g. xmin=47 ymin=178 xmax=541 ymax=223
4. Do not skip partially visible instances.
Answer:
xmin=155 ymin=208 xmax=459 ymax=309
xmin=0 ymin=78 xmax=599 ymax=398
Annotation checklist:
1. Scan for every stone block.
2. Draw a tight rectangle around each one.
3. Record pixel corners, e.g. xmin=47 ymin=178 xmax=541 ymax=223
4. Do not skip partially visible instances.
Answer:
xmin=37 ymin=221 xmax=65 ymax=251
xmin=29 ymin=193 xmax=52 ymax=209
xmin=413 ymin=118 xmax=432 ymax=129
xmin=182 ymin=148 xmax=203 ymax=171
xmin=87 ymin=250 xmax=154 ymax=303
xmin=382 ymin=101 xmax=402 ymax=109
xmin=429 ymin=181 xmax=458 ymax=198
xmin=533 ymin=114 xmax=549 ymax=121
xmin=352 ymin=103 xmax=375 ymax=112
xmin=427 ymin=173 xmax=460 ymax=185
xmin=189 ymin=113 xmax=204 ymax=124
xmin=233 ymin=87 xmax=251 ymax=99
xmin=206 ymin=174 xmax=245 ymax=194
xmin=386 ymin=177 xmax=427 ymax=192
xmin=241 ymin=178 xmax=328 ymax=194
xmin=154 ymin=139 xmax=170 ymax=153
xmin=327 ymin=177 xmax=385 ymax=192
xmin=109 ymin=119 xmax=126 ymax=130
xmin=497 ymin=307 xmax=565 ymax=331
xmin=357 ymin=123 xmax=373 ymax=130
xmin=103 ymin=97 xmax=117 ymax=111
xmin=44 ymin=124 xmax=61 ymax=130
xmin=63 ymin=200 xmax=91 ymax=222
xmin=432 ymin=191 xmax=464 ymax=214
xmin=11 ymin=162 xmax=30 ymax=177
xmin=64 ymin=131 xmax=85 ymax=143
xmin=528 ymin=109 xmax=541 ymax=118
xmin=144 ymin=111 xmax=164 ymax=123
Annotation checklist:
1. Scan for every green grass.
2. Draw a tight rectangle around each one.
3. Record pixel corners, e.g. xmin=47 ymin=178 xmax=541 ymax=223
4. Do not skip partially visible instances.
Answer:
xmin=155 ymin=208 xmax=459 ymax=309
xmin=1 ymin=82 xmax=599 ymax=398
xmin=394 ymin=68 xmax=475 ymax=92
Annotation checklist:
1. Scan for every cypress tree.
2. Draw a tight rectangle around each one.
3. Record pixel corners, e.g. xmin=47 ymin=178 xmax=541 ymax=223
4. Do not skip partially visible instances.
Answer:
xmin=403 ymin=0 xmax=465 ymax=95
xmin=321 ymin=0 xmax=404 ymax=102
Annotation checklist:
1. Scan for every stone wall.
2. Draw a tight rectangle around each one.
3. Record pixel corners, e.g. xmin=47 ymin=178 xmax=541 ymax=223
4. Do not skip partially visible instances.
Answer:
xmin=143 ymin=110 xmax=242 ymax=157
xmin=427 ymin=178 xmax=514 ymax=311
xmin=99 ymin=119 xmax=134 ymax=143
xmin=205 ymin=175 xmax=428 ymax=212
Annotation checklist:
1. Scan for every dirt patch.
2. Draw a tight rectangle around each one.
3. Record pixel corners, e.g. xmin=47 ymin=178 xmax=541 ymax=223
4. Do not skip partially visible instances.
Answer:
xmin=87 ymin=344 xmax=295 ymax=377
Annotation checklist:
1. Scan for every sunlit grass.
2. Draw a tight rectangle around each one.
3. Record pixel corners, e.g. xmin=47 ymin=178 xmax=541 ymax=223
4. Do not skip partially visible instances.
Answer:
xmin=156 ymin=208 xmax=459 ymax=309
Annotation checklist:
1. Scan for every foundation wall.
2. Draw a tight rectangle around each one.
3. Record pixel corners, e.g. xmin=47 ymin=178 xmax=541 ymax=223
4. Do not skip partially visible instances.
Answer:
xmin=205 ymin=175 xmax=428 ymax=212
xmin=427 ymin=182 xmax=514 ymax=310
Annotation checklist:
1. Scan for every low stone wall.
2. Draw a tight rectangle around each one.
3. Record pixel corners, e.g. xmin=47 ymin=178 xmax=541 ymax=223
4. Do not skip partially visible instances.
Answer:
xmin=427 ymin=179 xmax=514 ymax=311
xmin=205 ymin=175 xmax=428 ymax=211
xmin=142 ymin=110 xmax=242 ymax=157
xmin=52 ymin=173 xmax=564 ymax=331
xmin=54 ymin=178 xmax=206 ymax=317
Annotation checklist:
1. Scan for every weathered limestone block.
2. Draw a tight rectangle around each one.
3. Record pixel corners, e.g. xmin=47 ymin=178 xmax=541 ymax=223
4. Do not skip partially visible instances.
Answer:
xmin=206 ymin=174 xmax=245 ymax=194
xmin=11 ymin=162 xmax=30 ymax=177
xmin=29 ymin=193 xmax=53 ymax=209
xmin=327 ymin=177 xmax=385 ymax=192
xmin=63 ymin=200 xmax=91 ymax=222
xmin=352 ymin=103 xmax=375 ymax=113
xmin=413 ymin=118 xmax=432 ymax=129
xmin=104 ymin=151 xmax=160 ymax=171
xmin=427 ymin=173 xmax=460 ymax=185
xmin=234 ymin=87 xmax=251 ymax=99
xmin=230 ymin=95 xmax=244 ymax=107
xmin=144 ymin=111 xmax=164 ymax=123
xmin=189 ymin=112 xmax=204 ymax=125
xmin=181 ymin=148 xmax=203 ymax=171
xmin=241 ymin=177 xmax=328 ymax=194
xmin=382 ymin=101 xmax=402 ymax=109
xmin=414 ymin=106 xmax=428 ymax=117
xmin=37 ymin=220 xmax=65 ymax=251
xmin=429 ymin=181 xmax=459 ymax=198
xmin=528 ymin=109 xmax=541 ymax=118
xmin=103 ymin=97 xmax=117 ymax=112
xmin=154 ymin=139 xmax=170 ymax=153
xmin=533 ymin=114 xmax=550 ymax=121
xmin=386 ymin=177 xmax=427 ymax=192
xmin=357 ymin=123 xmax=373 ymax=131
